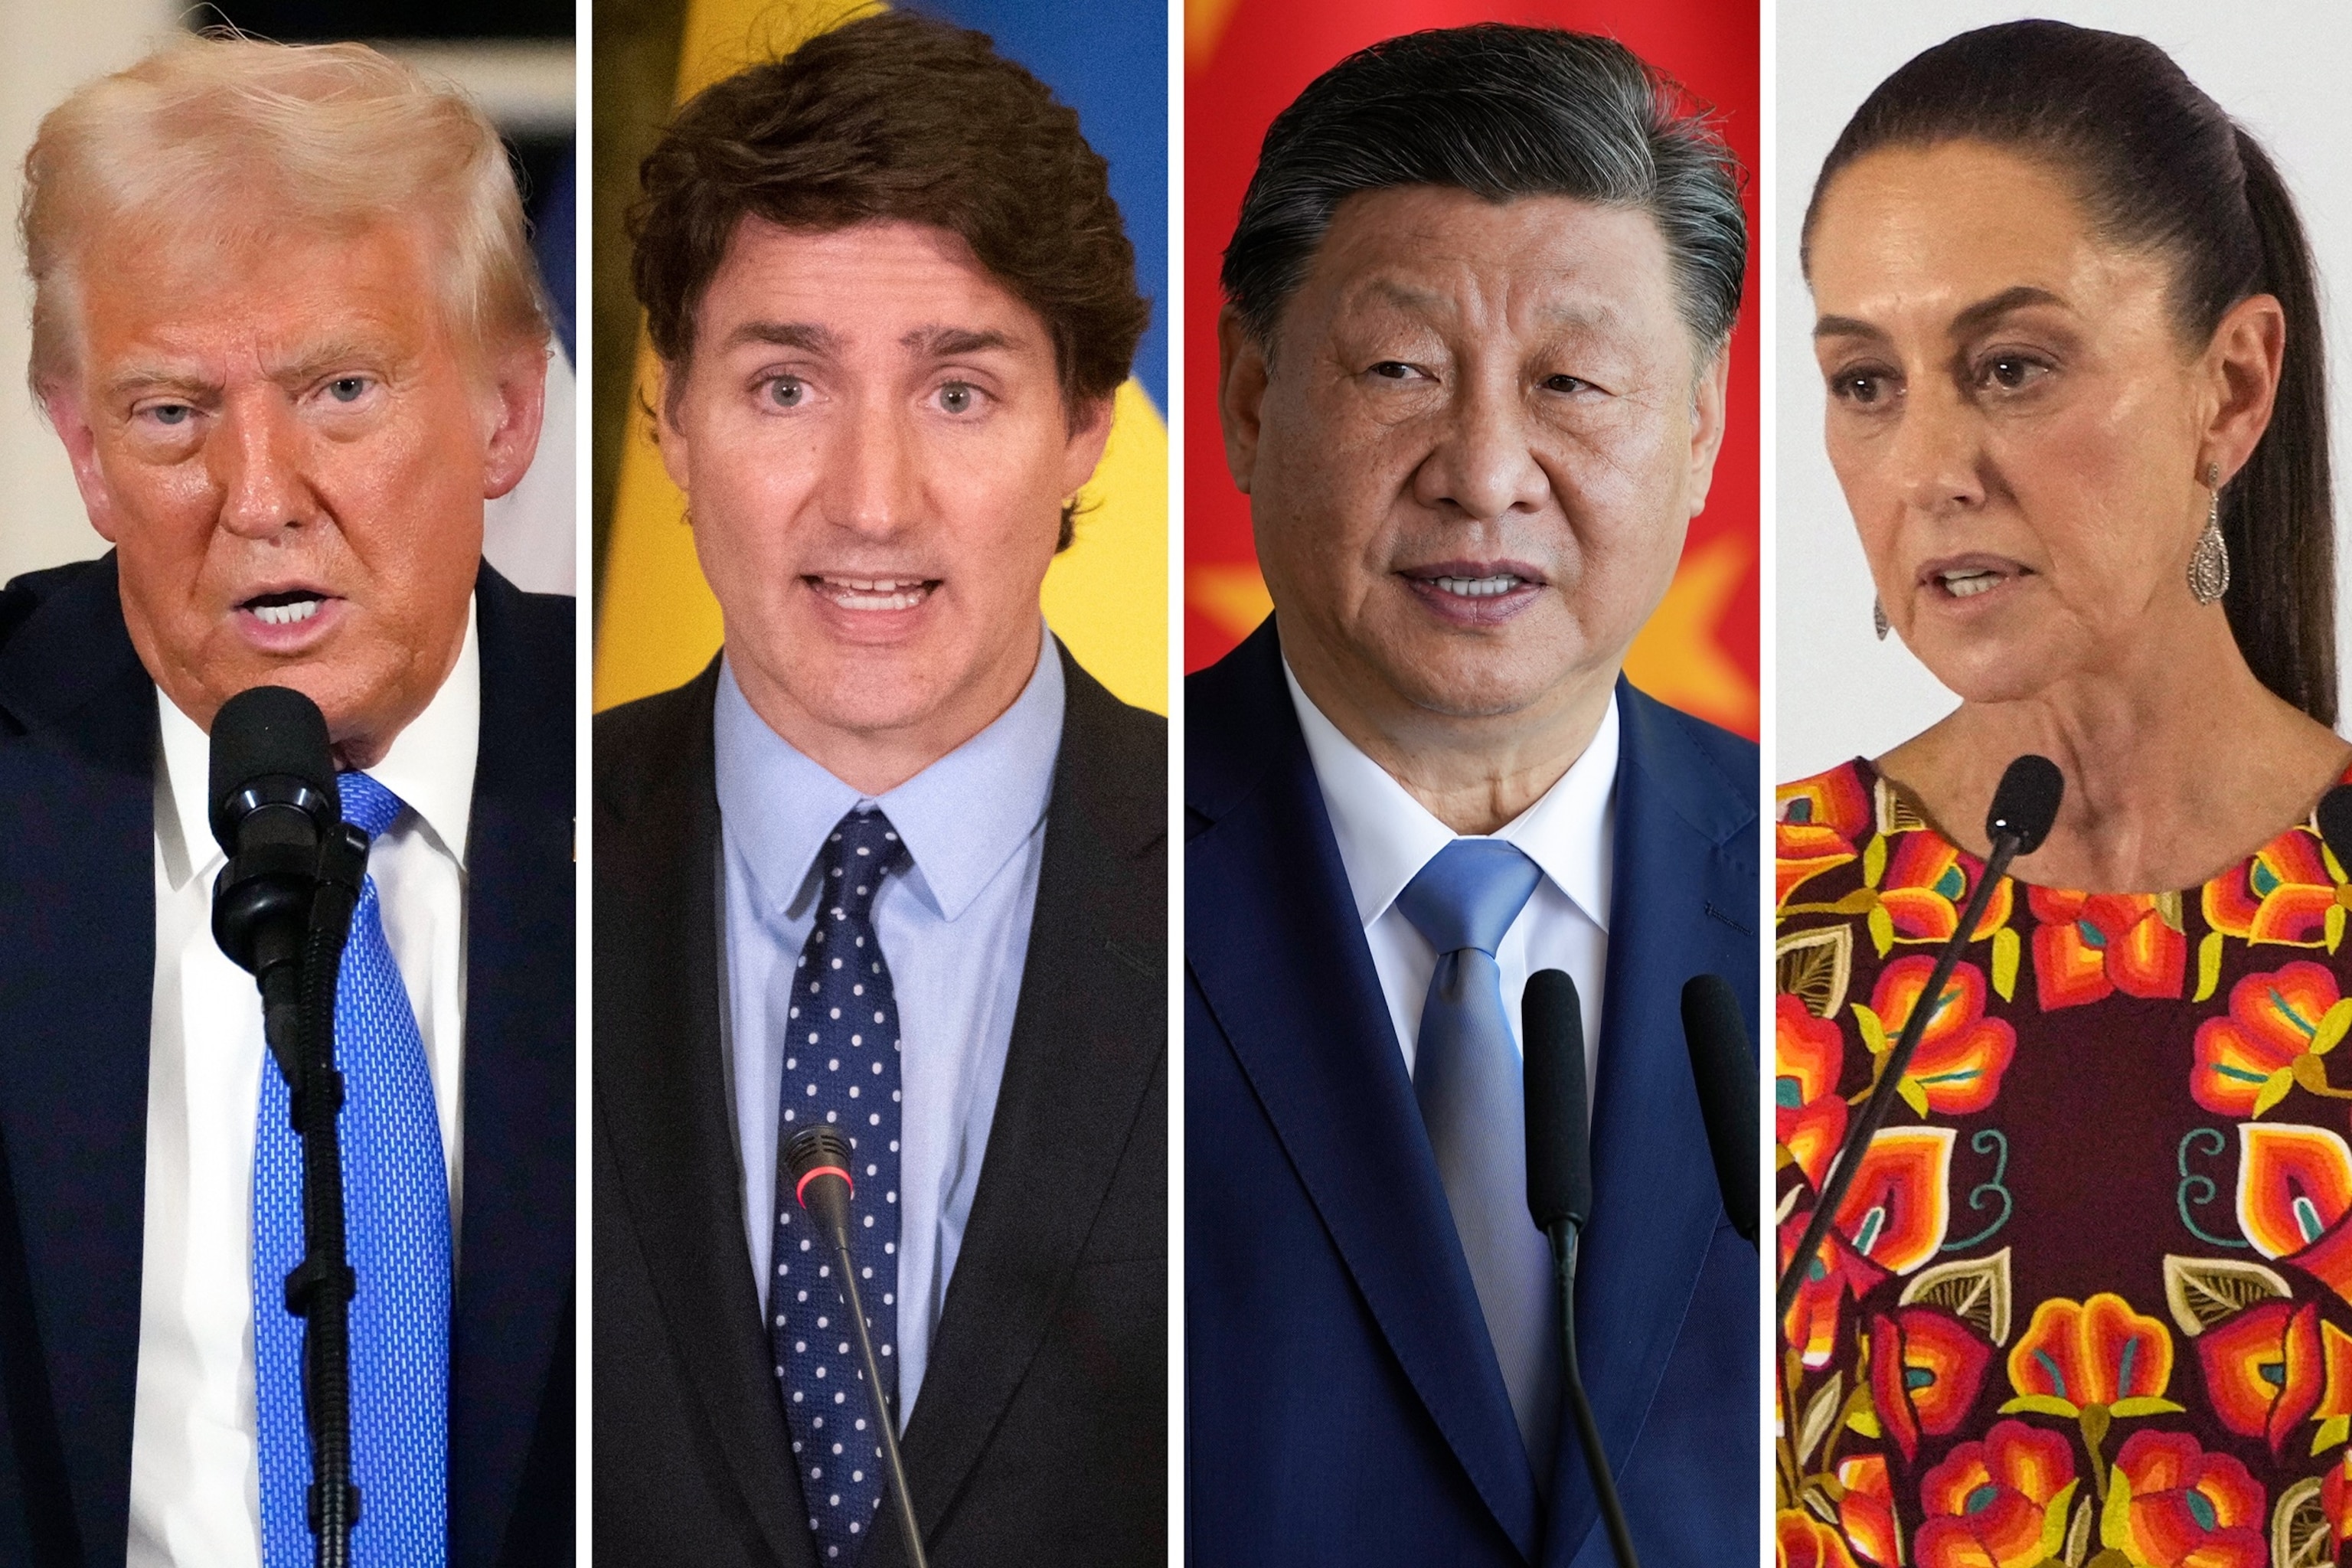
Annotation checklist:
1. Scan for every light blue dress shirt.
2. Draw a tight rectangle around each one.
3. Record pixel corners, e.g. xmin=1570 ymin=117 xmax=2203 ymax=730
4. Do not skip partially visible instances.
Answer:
xmin=714 ymin=625 xmax=1064 ymax=1423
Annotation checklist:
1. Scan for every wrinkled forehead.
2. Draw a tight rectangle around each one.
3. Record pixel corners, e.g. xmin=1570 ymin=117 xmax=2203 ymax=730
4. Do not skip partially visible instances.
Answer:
xmin=54 ymin=207 xmax=474 ymax=390
xmin=1282 ymin=186 xmax=1697 ymax=364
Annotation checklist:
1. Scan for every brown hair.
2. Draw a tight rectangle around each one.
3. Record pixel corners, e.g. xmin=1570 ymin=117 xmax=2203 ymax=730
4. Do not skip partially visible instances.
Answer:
xmin=630 ymin=8 xmax=1149 ymax=549
xmin=1804 ymin=21 xmax=2335 ymax=724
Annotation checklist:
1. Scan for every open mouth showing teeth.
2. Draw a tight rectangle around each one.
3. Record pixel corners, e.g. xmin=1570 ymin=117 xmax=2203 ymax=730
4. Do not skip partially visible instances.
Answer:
xmin=243 ymin=590 xmax=326 ymax=626
xmin=1427 ymin=574 xmax=1526 ymax=599
xmin=808 ymin=575 xmax=938 ymax=612
xmin=1937 ymin=569 xmax=2009 ymax=599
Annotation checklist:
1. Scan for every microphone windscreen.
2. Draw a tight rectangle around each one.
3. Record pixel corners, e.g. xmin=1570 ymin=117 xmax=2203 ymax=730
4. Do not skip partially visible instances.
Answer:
xmin=207 ymin=685 xmax=335 ymax=857
xmin=1523 ymin=969 xmax=1592 ymax=1233
xmin=1985 ymin=754 xmax=2064 ymax=854
xmin=2318 ymin=786 xmax=2352 ymax=873
xmin=784 ymin=1125 xmax=854 ymax=1193
xmin=1681 ymin=974 xmax=1757 ymax=1246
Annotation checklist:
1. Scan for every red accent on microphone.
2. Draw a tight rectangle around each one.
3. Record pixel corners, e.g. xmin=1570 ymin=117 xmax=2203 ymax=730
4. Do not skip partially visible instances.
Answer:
xmin=795 ymin=1164 xmax=852 ymax=1208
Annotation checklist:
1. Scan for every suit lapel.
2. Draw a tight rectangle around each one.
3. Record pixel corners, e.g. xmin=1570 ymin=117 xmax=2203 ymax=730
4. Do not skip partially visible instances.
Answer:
xmin=1187 ymin=621 xmax=1541 ymax=1558
xmin=1540 ymin=681 xmax=1755 ymax=1563
xmin=448 ymin=568 xmax=577 ymax=1566
xmin=595 ymin=661 xmax=815 ymax=1567
xmin=0 ymin=555 xmax=158 ymax=1564
xmin=879 ymin=646 xmax=1165 ymax=1561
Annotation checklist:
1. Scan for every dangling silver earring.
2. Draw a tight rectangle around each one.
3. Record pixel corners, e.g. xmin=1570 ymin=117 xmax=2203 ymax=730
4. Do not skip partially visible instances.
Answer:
xmin=2189 ymin=460 xmax=2230 ymax=604
xmin=1872 ymin=595 xmax=1890 ymax=641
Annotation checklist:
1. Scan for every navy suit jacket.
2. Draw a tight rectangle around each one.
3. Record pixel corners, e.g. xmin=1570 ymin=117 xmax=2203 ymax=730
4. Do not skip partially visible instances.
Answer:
xmin=0 ymin=554 xmax=574 ymax=1566
xmin=1186 ymin=619 xmax=1757 ymax=1565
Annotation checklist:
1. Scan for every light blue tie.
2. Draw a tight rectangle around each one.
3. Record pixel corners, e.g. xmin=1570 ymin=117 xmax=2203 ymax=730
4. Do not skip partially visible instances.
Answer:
xmin=1395 ymin=838 xmax=1560 ymax=1483
xmin=254 ymin=772 xmax=451 ymax=1566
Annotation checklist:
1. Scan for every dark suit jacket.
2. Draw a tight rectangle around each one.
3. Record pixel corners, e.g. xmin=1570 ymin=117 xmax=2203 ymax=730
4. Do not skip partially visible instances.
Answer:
xmin=1186 ymin=619 xmax=1757 ymax=1566
xmin=593 ymin=641 xmax=1165 ymax=1567
xmin=0 ymin=554 xmax=575 ymax=1567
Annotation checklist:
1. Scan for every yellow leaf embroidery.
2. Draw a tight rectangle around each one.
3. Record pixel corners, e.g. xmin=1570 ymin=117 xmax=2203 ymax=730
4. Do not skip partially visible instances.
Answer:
xmin=2196 ymin=931 xmax=2225 ymax=1002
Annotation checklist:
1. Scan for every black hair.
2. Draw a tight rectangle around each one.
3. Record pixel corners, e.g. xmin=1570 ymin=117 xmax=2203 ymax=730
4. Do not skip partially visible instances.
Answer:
xmin=1804 ymin=20 xmax=2335 ymax=724
xmin=1220 ymin=24 xmax=1746 ymax=358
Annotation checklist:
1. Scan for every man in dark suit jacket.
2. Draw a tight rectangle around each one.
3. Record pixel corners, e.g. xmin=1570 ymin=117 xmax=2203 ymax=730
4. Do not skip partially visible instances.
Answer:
xmin=0 ymin=38 xmax=571 ymax=1564
xmin=594 ymin=15 xmax=1164 ymax=1566
xmin=1188 ymin=28 xmax=1757 ymax=1565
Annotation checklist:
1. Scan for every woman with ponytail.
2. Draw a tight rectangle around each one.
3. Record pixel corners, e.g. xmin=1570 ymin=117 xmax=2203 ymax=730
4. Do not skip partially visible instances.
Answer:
xmin=1775 ymin=21 xmax=2352 ymax=1560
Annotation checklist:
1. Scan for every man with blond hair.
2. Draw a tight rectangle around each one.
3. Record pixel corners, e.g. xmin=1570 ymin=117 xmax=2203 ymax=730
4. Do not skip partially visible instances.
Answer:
xmin=0 ymin=35 xmax=573 ymax=1567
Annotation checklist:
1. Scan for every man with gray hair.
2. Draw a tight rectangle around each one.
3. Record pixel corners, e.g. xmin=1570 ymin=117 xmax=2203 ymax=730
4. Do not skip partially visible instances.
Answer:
xmin=0 ymin=35 xmax=572 ymax=1567
xmin=1186 ymin=26 xmax=1756 ymax=1563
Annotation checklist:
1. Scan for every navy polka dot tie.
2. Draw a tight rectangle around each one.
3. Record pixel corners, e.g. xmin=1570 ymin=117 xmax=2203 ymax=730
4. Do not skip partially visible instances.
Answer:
xmin=253 ymin=771 xmax=451 ymax=1566
xmin=771 ymin=806 xmax=906 ymax=1563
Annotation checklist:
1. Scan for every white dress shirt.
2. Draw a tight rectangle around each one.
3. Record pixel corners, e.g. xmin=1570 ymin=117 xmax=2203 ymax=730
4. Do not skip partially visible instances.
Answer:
xmin=1283 ymin=655 xmax=1617 ymax=1107
xmin=126 ymin=607 xmax=479 ymax=1568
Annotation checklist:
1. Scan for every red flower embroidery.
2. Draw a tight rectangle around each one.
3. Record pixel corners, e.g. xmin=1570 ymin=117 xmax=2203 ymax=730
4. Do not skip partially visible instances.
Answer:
xmin=1778 ymin=996 xmax=1848 ymax=1190
xmin=1867 ymin=1306 xmax=1994 ymax=1461
xmin=1863 ymin=958 xmax=2017 ymax=1117
xmin=1913 ymin=1419 xmax=2076 ymax=1568
xmin=2029 ymin=887 xmax=2186 ymax=1011
xmin=2191 ymin=962 xmax=2352 ymax=1118
xmin=2204 ymin=825 xmax=2350 ymax=948
xmin=1834 ymin=1455 xmax=1896 ymax=1566
xmin=2102 ymin=1429 xmax=2265 ymax=1567
xmin=1777 ymin=1509 xmax=1861 ymax=1568
xmin=1779 ymin=768 xmax=1873 ymax=910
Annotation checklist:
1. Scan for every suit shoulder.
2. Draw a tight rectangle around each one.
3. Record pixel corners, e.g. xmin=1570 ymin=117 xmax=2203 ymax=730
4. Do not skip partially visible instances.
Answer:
xmin=594 ymin=672 xmax=714 ymax=808
xmin=1623 ymin=683 xmax=1755 ymax=785
xmin=0 ymin=558 xmax=105 ymax=658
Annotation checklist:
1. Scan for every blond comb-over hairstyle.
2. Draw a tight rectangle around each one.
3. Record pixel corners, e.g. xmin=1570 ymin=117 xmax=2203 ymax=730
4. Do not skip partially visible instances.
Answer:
xmin=21 ymin=33 xmax=550 ymax=402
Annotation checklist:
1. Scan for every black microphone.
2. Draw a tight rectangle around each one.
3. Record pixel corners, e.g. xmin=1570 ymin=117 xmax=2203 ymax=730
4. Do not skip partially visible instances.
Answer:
xmin=785 ymin=1126 xmax=929 ymax=1568
xmin=209 ymin=686 xmax=340 ymax=1079
xmin=2316 ymin=784 xmax=2352 ymax=873
xmin=1777 ymin=756 xmax=2063 ymax=1318
xmin=1523 ymin=969 xmax=1639 ymax=1568
xmin=1680 ymin=975 xmax=1756 ymax=1247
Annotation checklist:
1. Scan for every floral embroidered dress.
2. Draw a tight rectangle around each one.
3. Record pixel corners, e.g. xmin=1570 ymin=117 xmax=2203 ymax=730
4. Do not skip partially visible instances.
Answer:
xmin=1775 ymin=756 xmax=2352 ymax=1568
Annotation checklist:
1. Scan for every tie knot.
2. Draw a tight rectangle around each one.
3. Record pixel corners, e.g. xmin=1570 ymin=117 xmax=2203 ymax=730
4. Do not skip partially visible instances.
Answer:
xmin=338 ymin=771 xmax=406 ymax=840
xmin=1396 ymin=838 xmax=1540 ymax=957
xmin=822 ymin=806 xmax=906 ymax=917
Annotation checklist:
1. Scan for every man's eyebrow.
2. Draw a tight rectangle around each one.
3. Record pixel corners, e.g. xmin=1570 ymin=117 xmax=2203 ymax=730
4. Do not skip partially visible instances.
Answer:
xmin=722 ymin=320 xmax=838 ymax=354
xmin=270 ymin=338 xmax=399 ymax=386
xmin=902 ymin=325 xmax=1018 ymax=358
xmin=1815 ymin=285 xmax=2071 ymax=344
xmin=98 ymin=363 xmax=216 ymax=403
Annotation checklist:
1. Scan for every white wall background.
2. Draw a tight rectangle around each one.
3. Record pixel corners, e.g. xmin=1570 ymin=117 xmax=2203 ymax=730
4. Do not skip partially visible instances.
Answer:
xmin=1775 ymin=0 xmax=2352 ymax=779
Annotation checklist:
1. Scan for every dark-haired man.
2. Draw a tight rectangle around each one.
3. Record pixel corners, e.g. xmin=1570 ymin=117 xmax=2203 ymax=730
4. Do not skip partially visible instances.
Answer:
xmin=595 ymin=14 xmax=1165 ymax=1567
xmin=1187 ymin=26 xmax=1757 ymax=1564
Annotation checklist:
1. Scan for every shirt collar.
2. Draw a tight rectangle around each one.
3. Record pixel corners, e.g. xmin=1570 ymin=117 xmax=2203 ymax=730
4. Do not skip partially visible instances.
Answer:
xmin=157 ymin=598 xmax=482 ymax=890
xmin=713 ymin=618 xmax=1064 ymax=925
xmin=1282 ymin=652 xmax=1615 ymax=934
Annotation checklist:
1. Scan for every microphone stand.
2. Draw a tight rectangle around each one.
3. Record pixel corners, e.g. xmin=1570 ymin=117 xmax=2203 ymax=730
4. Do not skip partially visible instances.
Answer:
xmin=1775 ymin=826 xmax=2023 ymax=1319
xmin=279 ymin=823 xmax=370 ymax=1566
xmin=1549 ymin=1219 xmax=1640 ymax=1568
xmin=787 ymin=1129 xmax=928 ymax=1568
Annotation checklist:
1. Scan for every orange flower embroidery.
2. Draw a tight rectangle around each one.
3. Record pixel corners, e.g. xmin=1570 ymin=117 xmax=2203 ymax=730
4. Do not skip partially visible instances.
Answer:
xmin=2030 ymin=887 xmax=2185 ymax=1011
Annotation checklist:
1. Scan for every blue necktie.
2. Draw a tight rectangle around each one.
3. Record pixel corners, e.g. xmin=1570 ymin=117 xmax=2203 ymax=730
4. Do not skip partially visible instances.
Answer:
xmin=1395 ymin=838 xmax=1560 ymax=1482
xmin=254 ymin=772 xmax=452 ymax=1566
xmin=772 ymin=807 xmax=906 ymax=1564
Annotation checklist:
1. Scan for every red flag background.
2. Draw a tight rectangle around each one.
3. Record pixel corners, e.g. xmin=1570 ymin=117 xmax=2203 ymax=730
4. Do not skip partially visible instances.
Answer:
xmin=1183 ymin=0 xmax=1759 ymax=737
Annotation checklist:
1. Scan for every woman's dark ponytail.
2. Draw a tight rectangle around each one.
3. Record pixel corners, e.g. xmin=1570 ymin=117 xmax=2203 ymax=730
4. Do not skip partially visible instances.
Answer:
xmin=2226 ymin=129 xmax=2334 ymax=724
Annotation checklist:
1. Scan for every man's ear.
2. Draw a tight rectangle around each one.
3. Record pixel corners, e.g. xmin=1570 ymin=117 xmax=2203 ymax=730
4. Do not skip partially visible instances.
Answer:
xmin=650 ymin=358 xmax=694 ymax=501
xmin=44 ymin=384 xmax=126 ymax=543
xmin=481 ymin=338 xmax=550 ymax=501
xmin=1057 ymin=388 xmax=1118 ymax=500
xmin=1684 ymin=343 xmax=1733 ymax=518
xmin=1218 ymin=305 xmax=1269 ymax=495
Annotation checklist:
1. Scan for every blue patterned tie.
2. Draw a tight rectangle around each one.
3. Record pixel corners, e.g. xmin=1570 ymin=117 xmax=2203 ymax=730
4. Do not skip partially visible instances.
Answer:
xmin=1396 ymin=838 xmax=1560 ymax=1481
xmin=254 ymin=772 xmax=451 ymax=1566
xmin=772 ymin=807 xmax=906 ymax=1564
